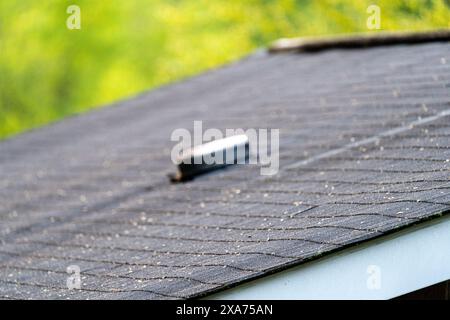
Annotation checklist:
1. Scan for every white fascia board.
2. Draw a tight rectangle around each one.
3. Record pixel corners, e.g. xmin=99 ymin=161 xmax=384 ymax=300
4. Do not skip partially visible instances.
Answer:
xmin=207 ymin=214 xmax=450 ymax=300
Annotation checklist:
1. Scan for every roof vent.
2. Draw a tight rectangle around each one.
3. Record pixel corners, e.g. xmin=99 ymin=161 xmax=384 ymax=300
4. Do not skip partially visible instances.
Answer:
xmin=170 ymin=135 xmax=249 ymax=182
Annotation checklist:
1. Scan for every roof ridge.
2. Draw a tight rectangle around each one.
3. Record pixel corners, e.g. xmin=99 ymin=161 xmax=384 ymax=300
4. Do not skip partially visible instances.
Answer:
xmin=269 ymin=29 xmax=450 ymax=53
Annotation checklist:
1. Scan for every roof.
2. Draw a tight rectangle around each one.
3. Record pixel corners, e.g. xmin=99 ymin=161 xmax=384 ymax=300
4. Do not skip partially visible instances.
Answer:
xmin=1 ymin=35 xmax=450 ymax=299
xmin=211 ymin=215 xmax=450 ymax=299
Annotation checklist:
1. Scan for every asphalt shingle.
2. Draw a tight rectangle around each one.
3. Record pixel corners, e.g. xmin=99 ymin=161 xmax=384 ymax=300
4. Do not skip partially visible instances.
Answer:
xmin=0 ymin=41 xmax=449 ymax=299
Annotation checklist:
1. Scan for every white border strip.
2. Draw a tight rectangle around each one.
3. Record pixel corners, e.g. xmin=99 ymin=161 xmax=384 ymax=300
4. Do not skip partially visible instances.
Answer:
xmin=208 ymin=214 xmax=450 ymax=300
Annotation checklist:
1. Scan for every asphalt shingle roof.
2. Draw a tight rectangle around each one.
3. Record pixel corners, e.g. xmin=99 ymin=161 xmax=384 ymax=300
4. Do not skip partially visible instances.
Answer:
xmin=0 ymin=40 xmax=450 ymax=299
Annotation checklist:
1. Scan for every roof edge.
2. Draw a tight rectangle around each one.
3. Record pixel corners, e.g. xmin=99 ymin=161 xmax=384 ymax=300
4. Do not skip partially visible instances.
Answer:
xmin=269 ymin=29 xmax=450 ymax=53
xmin=206 ymin=214 xmax=450 ymax=300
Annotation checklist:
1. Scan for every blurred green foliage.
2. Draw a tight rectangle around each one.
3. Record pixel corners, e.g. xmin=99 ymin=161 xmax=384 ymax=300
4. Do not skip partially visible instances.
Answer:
xmin=0 ymin=0 xmax=449 ymax=139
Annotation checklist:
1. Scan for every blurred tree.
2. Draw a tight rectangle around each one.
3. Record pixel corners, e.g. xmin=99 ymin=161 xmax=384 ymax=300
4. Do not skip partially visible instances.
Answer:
xmin=0 ymin=0 xmax=449 ymax=139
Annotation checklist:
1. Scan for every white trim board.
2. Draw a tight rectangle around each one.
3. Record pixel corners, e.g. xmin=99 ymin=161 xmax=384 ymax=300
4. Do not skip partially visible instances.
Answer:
xmin=207 ymin=214 xmax=450 ymax=300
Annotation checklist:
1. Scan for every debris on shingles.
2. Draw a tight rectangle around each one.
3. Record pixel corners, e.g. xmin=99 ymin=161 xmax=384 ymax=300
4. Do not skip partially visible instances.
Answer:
xmin=0 ymin=37 xmax=450 ymax=300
